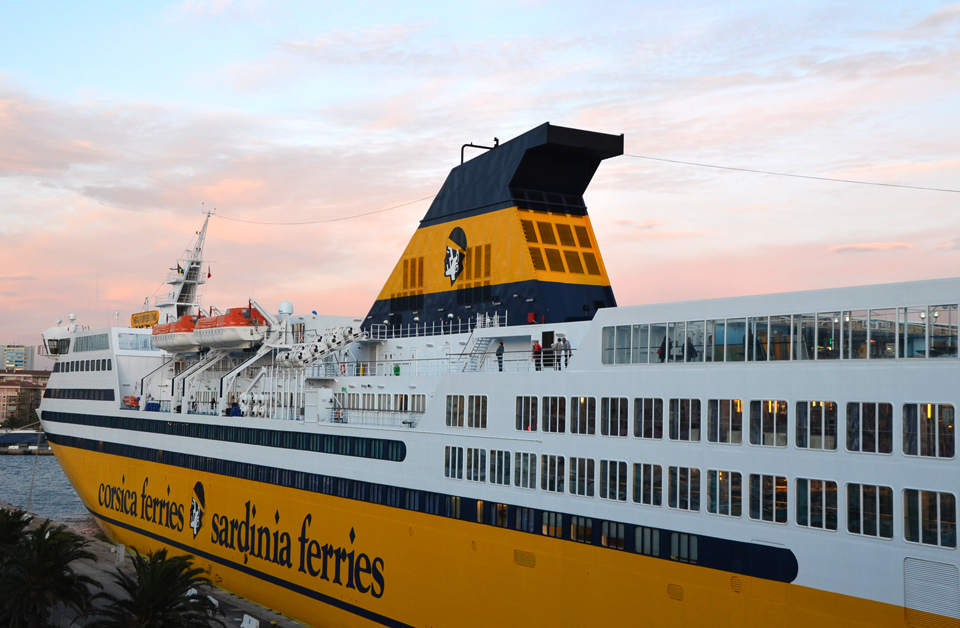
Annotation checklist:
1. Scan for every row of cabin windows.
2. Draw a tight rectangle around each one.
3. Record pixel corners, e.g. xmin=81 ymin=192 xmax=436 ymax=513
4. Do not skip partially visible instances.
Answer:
xmin=53 ymin=358 xmax=112 ymax=373
xmin=445 ymin=395 xmax=487 ymax=428
xmin=514 ymin=396 xmax=955 ymax=458
xmin=44 ymin=388 xmax=115 ymax=401
xmin=335 ymin=393 xmax=426 ymax=413
xmin=53 ymin=430 xmax=703 ymax=564
xmin=443 ymin=446 xmax=957 ymax=549
xmin=43 ymin=411 xmax=406 ymax=461
xmin=601 ymin=306 xmax=959 ymax=365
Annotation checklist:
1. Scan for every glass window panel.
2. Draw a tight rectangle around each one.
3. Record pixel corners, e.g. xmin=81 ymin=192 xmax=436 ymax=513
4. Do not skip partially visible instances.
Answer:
xmin=725 ymin=319 xmax=745 ymax=362
xmin=769 ymin=315 xmax=791 ymax=361
xmin=651 ymin=324 xmax=668 ymax=364
xmin=601 ymin=327 xmax=615 ymax=365
xmin=632 ymin=324 xmax=649 ymax=364
xmin=942 ymin=493 xmax=957 ymax=548
xmin=817 ymin=312 xmax=841 ymax=360
xmin=669 ymin=322 xmax=684 ymax=363
xmin=901 ymin=307 xmax=928 ymax=358
xmin=930 ymin=305 xmax=958 ymax=358
xmin=685 ymin=320 xmax=704 ymax=363
xmin=796 ymin=314 xmax=816 ymax=360
xmin=869 ymin=308 xmax=897 ymax=359
xmin=843 ymin=310 xmax=869 ymax=360
xmin=705 ymin=320 xmax=720 ymax=362
xmin=940 ymin=405 xmax=955 ymax=458
xmin=748 ymin=316 xmax=768 ymax=361
xmin=615 ymin=325 xmax=631 ymax=364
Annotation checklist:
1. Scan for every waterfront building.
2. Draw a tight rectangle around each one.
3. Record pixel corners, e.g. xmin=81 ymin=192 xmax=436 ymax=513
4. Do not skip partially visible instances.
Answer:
xmin=1 ymin=344 xmax=35 ymax=371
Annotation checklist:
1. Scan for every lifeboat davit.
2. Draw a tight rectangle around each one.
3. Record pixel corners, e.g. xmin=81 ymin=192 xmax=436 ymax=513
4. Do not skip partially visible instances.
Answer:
xmin=194 ymin=307 xmax=268 ymax=348
xmin=151 ymin=315 xmax=200 ymax=352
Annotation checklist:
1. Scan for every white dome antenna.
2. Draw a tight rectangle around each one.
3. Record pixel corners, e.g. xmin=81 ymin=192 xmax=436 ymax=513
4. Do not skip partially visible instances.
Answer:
xmin=278 ymin=301 xmax=294 ymax=315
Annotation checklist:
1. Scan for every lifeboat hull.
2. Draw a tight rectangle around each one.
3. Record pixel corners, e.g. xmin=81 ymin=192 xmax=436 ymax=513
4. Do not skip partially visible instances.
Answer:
xmin=195 ymin=326 xmax=265 ymax=348
xmin=152 ymin=332 xmax=199 ymax=353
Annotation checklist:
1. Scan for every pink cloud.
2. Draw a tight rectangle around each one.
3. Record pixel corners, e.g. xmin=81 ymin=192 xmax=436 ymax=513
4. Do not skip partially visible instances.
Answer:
xmin=830 ymin=242 xmax=913 ymax=253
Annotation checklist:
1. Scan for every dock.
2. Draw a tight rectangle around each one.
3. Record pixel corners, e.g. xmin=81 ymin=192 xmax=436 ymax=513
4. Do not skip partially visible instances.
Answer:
xmin=0 ymin=501 xmax=310 ymax=628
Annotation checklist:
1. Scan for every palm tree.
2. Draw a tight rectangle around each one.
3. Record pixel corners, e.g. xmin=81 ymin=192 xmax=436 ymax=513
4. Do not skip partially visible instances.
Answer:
xmin=0 ymin=519 xmax=101 ymax=628
xmin=0 ymin=508 xmax=30 ymax=549
xmin=86 ymin=548 xmax=225 ymax=628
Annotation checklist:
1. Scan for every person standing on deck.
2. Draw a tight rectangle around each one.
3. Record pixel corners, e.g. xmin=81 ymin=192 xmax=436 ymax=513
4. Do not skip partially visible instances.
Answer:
xmin=562 ymin=335 xmax=572 ymax=368
xmin=533 ymin=340 xmax=542 ymax=371
xmin=552 ymin=337 xmax=562 ymax=370
xmin=496 ymin=342 xmax=504 ymax=372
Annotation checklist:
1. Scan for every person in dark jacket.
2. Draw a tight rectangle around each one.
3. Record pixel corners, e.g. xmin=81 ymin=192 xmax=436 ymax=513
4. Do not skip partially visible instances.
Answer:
xmin=496 ymin=341 xmax=505 ymax=371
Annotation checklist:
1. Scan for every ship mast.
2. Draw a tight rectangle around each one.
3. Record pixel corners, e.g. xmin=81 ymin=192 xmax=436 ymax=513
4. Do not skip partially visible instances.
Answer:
xmin=155 ymin=211 xmax=212 ymax=323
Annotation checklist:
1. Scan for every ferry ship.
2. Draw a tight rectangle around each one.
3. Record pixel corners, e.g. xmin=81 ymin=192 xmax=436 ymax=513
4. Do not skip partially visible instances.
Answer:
xmin=38 ymin=123 xmax=960 ymax=628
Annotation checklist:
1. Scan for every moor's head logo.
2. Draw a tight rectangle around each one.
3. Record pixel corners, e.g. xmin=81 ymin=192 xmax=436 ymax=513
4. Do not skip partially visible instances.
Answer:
xmin=189 ymin=482 xmax=205 ymax=539
xmin=444 ymin=227 xmax=467 ymax=285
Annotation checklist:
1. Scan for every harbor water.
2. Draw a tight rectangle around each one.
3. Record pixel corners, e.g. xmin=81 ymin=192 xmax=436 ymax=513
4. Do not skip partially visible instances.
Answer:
xmin=0 ymin=454 xmax=99 ymax=536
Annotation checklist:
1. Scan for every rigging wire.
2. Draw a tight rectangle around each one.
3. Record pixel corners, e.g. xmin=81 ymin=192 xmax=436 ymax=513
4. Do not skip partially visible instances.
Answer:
xmin=213 ymin=194 xmax=436 ymax=226
xmin=622 ymin=153 xmax=960 ymax=193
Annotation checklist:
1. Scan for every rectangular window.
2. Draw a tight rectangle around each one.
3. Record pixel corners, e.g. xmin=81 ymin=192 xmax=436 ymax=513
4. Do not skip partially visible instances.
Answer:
xmin=846 ymin=402 xmax=893 ymax=454
xmin=467 ymin=395 xmax=487 ymax=428
xmin=74 ymin=333 xmax=110 ymax=352
xmin=930 ymin=304 xmax=959 ymax=358
xmin=615 ymin=325 xmax=631 ymax=364
xmin=542 ymin=512 xmax=563 ymax=538
xmin=747 ymin=316 xmax=768 ymax=361
xmin=514 ymin=452 xmax=537 ymax=489
xmin=725 ymin=318 xmax=746 ymax=362
xmin=445 ymin=496 xmax=460 ymax=519
xmin=490 ymin=503 xmax=508 ymax=528
xmin=749 ymin=474 xmax=788 ymax=523
xmin=633 ymin=463 xmax=662 ymax=506
xmin=870 ymin=308 xmax=897 ymax=358
xmin=632 ymin=324 xmax=649 ymax=364
xmin=796 ymin=478 xmax=838 ymax=530
xmin=634 ymin=398 xmax=663 ymax=439
xmin=904 ymin=489 xmax=957 ymax=548
xmin=516 ymin=507 xmax=535 ymax=533
xmin=571 ymin=516 xmax=593 ymax=544
xmin=635 ymin=526 xmax=660 ymax=557
xmin=542 ymin=396 xmax=566 ymax=433
xmin=668 ymin=399 xmax=701 ymax=442
xmin=599 ymin=460 xmax=627 ymax=501
xmin=466 ymin=448 xmax=486 ymax=482
xmin=569 ymin=457 xmax=595 ymax=497
xmin=570 ymin=396 xmax=596 ymax=435
xmin=707 ymin=470 xmax=742 ymax=517
xmin=601 ymin=326 xmax=615 ymax=365
xmin=670 ymin=532 xmax=697 ymax=564
xmin=707 ymin=399 xmax=742 ymax=444
xmin=749 ymin=400 xmax=788 ymax=447
xmin=602 ymin=521 xmax=625 ymax=549
xmin=600 ymin=397 xmax=628 ymax=437
xmin=489 ymin=450 xmax=511 ymax=486
xmin=843 ymin=310 xmax=869 ymax=359
xmin=516 ymin=396 xmax=538 ymax=431
xmin=796 ymin=401 xmax=838 ymax=450
xmin=903 ymin=403 xmax=955 ymax=458
xmin=540 ymin=455 xmax=565 ymax=493
xmin=668 ymin=466 xmax=700 ymax=511
xmin=445 ymin=395 xmax=464 ymax=427
xmin=444 ymin=446 xmax=463 ymax=479
xmin=847 ymin=483 xmax=894 ymax=538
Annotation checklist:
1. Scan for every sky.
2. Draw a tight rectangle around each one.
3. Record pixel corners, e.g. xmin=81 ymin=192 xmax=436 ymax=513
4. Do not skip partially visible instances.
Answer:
xmin=1 ymin=1 xmax=959 ymax=364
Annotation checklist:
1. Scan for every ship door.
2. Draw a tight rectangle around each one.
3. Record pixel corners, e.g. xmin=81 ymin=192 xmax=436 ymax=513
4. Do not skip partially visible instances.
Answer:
xmin=541 ymin=331 xmax=555 ymax=369
xmin=304 ymin=389 xmax=320 ymax=423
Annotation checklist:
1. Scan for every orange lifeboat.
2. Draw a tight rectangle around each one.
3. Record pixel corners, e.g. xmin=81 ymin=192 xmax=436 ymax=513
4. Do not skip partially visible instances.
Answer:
xmin=194 ymin=307 xmax=268 ymax=348
xmin=151 ymin=315 xmax=200 ymax=352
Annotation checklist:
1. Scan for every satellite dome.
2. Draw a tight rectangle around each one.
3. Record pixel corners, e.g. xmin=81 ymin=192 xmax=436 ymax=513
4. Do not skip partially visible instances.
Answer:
xmin=278 ymin=301 xmax=294 ymax=315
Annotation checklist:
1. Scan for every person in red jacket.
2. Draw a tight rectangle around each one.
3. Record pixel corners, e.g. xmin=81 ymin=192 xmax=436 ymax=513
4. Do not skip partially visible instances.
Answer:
xmin=532 ymin=340 xmax=543 ymax=371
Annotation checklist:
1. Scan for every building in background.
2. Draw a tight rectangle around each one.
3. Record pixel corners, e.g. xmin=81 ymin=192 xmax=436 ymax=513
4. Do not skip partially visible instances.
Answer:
xmin=1 ymin=344 xmax=35 ymax=371
xmin=0 ymin=370 xmax=50 ymax=428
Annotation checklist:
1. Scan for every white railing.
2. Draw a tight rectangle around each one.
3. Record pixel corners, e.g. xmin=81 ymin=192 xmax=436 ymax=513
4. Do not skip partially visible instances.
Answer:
xmin=305 ymin=349 xmax=575 ymax=378
xmin=367 ymin=311 xmax=507 ymax=340
xmin=324 ymin=408 xmax=423 ymax=428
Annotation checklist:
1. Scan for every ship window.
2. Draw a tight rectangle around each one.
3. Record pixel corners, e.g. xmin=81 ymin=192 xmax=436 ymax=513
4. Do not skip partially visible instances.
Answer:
xmin=516 ymin=507 xmax=536 ymax=533
xmin=615 ymin=325 xmax=630 ymax=364
xmin=540 ymin=455 xmax=564 ymax=493
xmin=570 ymin=396 xmax=596 ymax=435
xmin=847 ymin=483 xmax=893 ymax=538
xmin=537 ymin=222 xmax=557 ymax=245
xmin=602 ymin=521 xmax=625 ymax=549
xmin=635 ymin=526 xmax=660 ymax=557
xmin=444 ymin=446 xmax=463 ymax=479
xmin=707 ymin=470 xmax=742 ymax=517
xmin=749 ymin=400 xmax=788 ymax=447
xmin=467 ymin=395 xmax=487 ymax=428
xmin=521 ymin=220 xmax=538 ymax=243
xmin=53 ymin=363 xmax=60 ymax=373
xmin=569 ymin=457 xmax=595 ymax=497
xmin=634 ymin=398 xmax=663 ymax=439
xmin=542 ymin=396 xmax=565 ymax=433
xmin=930 ymin=304 xmax=959 ymax=357
xmin=571 ymin=516 xmax=592 ymax=544
xmin=670 ymin=532 xmax=697 ymax=564
xmin=846 ymin=402 xmax=893 ymax=454
xmin=600 ymin=397 xmax=628 ymax=437
xmin=528 ymin=247 xmax=547 ymax=271
xmin=668 ymin=466 xmax=700 ymax=511
xmin=544 ymin=248 xmax=565 ymax=272
xmin=445 ymin=395 xmax=464 ymax=427
xmin=796 ymin=478 xmax=838 ymax=530
xmin=668 ymin=399 xmax=701 ymax=442
xmin=903 ymin=403 xmax=955 ymax=458
xmin=842 ymin=310 xmax=869 ymax=359
xmin=574 ymin=225 xmax=592 ymax=248
xmin=725 ymin=318 xmax=746 ymax=362
xmin=599 ymin=326 xmax=613 ymax=365
xmin=582 ymin=252 xmax=601 ymax=275
xmin=796 ymin=401 xmax=838 ymax=450
xmin=632 ymin=324 xmax=649 ymax=363
xmin=904 ymin=489 xmax=956 ymax=548
xmin=747 ymin=317 xmax=768 ymax=361
xmin=404 ymin=490 xmax=420 ymax=511
xmin=749 ymin=474 xmax=788 ymax=523
xmin=466 ymin=448 xmax=486 ymax=482
xmin=817 ymin=312 xmax=841 ymax=359
xmin=901 ymin=307 xmax=928 ymax=358
xmin=599 ymin=460 xmax=627 ymax=501
xmin=514 ymin=452 xmax=537 ymax=489
xmin=563 ymin=251 xmax=584 ymax=274
xmin=516 ymin=396 xmax=538 ymax=431
xmin=707 ymin=399 xmax=742 ymax=444
xmin=870 ymin=308 xmax=897 ymax=358
xmin=543 ymin=511 xmax=563 ymax=538
xmin=488 ymin=503 xmax=508 ymax=528
xmin=107 ymin=359 xmax=112 ymax=370
xmin=769 ymin=315 xmax=791 ymax=361
xmin=489 ymin=450 xmax=510 ymax=486
xmin=555 ymin=223 xmax=576 ymax=247
xmin=445 ymin=496 xmax=460 ymax=519
xmin=795 ymin=313 xmax=816 ymax=360
xmin=650 ymin=324 xmax=667 ymax=363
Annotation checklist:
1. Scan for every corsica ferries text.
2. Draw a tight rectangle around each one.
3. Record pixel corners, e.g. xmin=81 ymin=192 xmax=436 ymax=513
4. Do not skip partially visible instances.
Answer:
xmin=98 ymin=477 xmax=185 ymax=532
xmin=211 ymin=501 xmax=385 ymax=598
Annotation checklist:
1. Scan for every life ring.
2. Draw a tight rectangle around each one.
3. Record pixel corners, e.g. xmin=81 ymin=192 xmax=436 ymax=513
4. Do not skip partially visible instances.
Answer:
xmin=339 ymin=363 xmax=347 ymax=375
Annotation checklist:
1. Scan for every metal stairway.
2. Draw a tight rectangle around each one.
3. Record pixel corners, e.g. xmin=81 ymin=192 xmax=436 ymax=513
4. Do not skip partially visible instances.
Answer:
xmin=462 ymin=336 xmax=493 ymax=372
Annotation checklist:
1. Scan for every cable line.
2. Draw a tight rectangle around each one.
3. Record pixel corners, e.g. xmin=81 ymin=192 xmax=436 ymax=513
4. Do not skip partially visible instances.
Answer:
xmin=623 ymin=153 xmax=960 ymax=193
xmin=214 ymin=194 xmax=436 ymax=226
